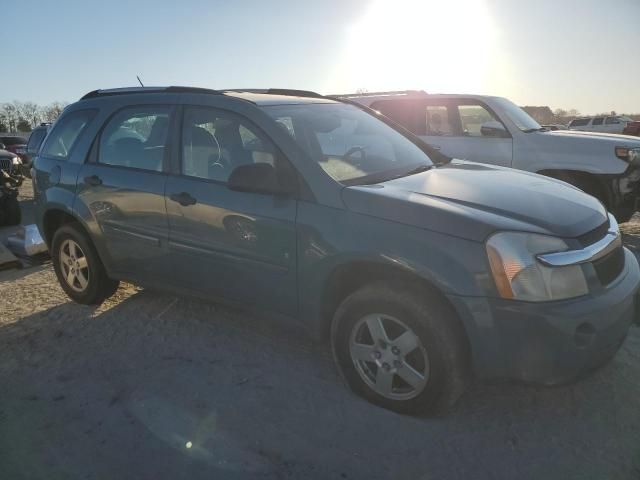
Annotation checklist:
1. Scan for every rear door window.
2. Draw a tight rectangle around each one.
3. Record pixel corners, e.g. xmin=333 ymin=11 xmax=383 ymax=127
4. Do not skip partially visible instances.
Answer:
xmin=425 ymin=105 xmax=455 ymax=136
xmin=98 ymin=106 xmax=171 ymax=172
xmin=40 ymin=110 xmax=96 ymax=160
xmin=592 ymin=117 xmax=604 ymax=126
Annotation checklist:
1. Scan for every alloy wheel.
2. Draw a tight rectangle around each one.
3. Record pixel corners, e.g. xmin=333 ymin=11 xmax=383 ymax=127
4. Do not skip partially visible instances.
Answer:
xmin=59 ymin=239 xmax=90 ymax=292
xmin=349 ymin=314 xmax=429 ymax=400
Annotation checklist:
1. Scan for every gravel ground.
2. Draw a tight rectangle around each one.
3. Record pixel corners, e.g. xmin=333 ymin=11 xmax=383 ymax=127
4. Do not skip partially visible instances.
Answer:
xmin=1 ymin=184 xmax=639 ymax=479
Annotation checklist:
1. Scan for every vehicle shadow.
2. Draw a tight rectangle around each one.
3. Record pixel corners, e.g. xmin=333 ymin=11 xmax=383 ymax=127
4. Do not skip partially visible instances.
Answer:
xmin=0 ymin=290 xmax=638 ymax=480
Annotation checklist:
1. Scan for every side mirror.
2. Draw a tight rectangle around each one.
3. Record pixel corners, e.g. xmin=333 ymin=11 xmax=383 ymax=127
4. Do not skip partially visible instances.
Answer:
xmin=228 ymin=163 xmax=292 ymax=195
xmin=480 ymin=120 xmax=509 ymax=138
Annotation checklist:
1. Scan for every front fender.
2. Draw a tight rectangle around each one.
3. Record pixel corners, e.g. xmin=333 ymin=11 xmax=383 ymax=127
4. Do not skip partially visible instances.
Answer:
xmin=296 ymin=202 xmax=490 ymax=337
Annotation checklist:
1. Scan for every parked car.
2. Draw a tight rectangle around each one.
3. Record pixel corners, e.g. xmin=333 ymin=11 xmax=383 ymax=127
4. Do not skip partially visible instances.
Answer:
xmin=623 ymin=120 xmax=640 ymax=137
xmin=342 ymin=91 xmax=640 ymax=222
xmin=33 ymin=86 xmax=640 ymax=415
xmin=0 ymin=147 xmax=23 ymax=226
xmin=0 ymin=135 xmax=28 ymax=157
xmin=21 ymin=123 xmax=51 ymax=176
xmin=568 ymin=115 xmax=633 ymax=134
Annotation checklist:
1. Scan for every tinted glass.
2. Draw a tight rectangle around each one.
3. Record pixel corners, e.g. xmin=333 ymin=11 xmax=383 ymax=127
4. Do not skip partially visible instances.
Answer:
xmin=1 ymin=136 xmax=27 ymax=146
xmin=605 ymin=117 xmax=620 ymax=124
xmin=41 ymin=110 xmax=95 ymax=159
xmin=263 ymin=103 xmax=433 ymax=184
xmin=26 ymin=128 xmax=47 ymax=153
xmin=592 ymin=117 xmax=604 ymax=125
xmin=371 ymin=100 xmax=415 ymax=131
xmin=570 ymin=118 xmax=590 ymax=126
xmin=99 ymin=107 xmax=170 ymax=172
xmin=181 ymin=106 xmax=277 ymax=182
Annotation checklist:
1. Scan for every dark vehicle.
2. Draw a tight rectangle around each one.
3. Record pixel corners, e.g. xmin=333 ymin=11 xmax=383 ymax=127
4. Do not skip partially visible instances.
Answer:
xmin=0 ymin=148 xmax=23 ymax=226
xmin=0 ymin=135 xmax=27 ymax=157
xmin=21 ymin=123 xmax=50 ymax=175
xmin=32 ymin=87 xmax=640 ymax=415
xmin=623 ymin=120 xmax=640 ymax=137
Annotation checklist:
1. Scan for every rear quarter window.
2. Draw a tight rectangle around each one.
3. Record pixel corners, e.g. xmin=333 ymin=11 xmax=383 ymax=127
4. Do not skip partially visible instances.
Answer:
xmin=40 ymin=110 xmax=96 ymax=160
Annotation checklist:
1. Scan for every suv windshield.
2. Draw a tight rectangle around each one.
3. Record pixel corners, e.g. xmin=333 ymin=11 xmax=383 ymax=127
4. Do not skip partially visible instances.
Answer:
xmin=262 ymin=103 xmax=433 ymax=185
xmin=492 ymin=97 xmax=542 ymax=132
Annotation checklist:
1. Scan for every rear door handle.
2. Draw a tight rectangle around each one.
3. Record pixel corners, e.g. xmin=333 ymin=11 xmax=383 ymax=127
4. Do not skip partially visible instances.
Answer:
xmin=84 ymin=175 xmax=102 ymax=186
xmin=430 ymin=145 xmax=441 ymax=150
xmin=169 ymin=192 xmax=197 ymax=206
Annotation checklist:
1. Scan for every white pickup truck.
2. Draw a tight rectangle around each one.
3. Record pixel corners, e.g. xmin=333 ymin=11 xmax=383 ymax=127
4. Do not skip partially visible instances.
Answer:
xmin=343 ymin=91 xmax=640 ymax=222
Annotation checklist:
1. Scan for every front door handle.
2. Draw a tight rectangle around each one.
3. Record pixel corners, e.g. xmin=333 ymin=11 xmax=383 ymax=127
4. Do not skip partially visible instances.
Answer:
xmin=84 ymin=175 xmax=102 ymax=186
xmin=169 ymin=192 xmax=197 ymax=206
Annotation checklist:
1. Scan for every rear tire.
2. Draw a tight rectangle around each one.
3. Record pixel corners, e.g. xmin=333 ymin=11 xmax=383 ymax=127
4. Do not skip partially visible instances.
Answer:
xmin=331 ymin=282 xmax=470 ymax=416
xmin=51 ymin=224 xmax=119 ymax=304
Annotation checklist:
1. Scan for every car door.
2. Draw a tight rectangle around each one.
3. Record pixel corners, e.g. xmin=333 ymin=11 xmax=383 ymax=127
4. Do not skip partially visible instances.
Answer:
xmin=75 ymin=105 xmax=174 ymax=279
xmin=590 ymin=117 xmax=605 ymax=132
xmin=417 ymin=100 xmax=513 ymax=167
xmin=165 ymin=105 xmax=298 ymax=316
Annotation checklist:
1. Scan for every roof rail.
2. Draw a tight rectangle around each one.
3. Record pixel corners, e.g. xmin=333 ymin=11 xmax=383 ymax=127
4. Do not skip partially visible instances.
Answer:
xmin=333 ymin=90 xmax=428 ymax=98
xmin=226 ymin=88 xmax=325 ymax=99
xmin=80 ymin=86 xmax=224 ymax=100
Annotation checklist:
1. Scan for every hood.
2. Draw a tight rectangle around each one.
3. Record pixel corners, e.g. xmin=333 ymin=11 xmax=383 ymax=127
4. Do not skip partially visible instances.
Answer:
xmin=547 ymin=129 xmax=640 ymax=144
xmin=341 ymin=161 xmax=607 ymax=242
xmin=0 ymin=149 xmax=16 ymax=159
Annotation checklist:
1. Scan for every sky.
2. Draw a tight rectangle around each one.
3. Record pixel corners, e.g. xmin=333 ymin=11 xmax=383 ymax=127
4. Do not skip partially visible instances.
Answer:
xmin=2 ymin=0 xmax=639 ymax=114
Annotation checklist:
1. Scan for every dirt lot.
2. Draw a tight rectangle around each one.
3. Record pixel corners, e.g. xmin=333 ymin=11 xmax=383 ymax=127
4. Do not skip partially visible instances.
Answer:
xmin=1 ymin=185 xmax=639 ymax=479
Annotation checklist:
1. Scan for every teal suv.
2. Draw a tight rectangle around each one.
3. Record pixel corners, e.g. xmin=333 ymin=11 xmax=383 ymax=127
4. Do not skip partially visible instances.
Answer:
xmin=33 ymin=87 xmax=640 ymax=415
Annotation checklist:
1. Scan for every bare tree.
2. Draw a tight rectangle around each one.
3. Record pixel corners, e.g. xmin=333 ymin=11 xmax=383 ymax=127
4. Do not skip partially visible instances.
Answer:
xmin=1 ymin=103 xmax=20 ymax=131
xmin=21 ymin=101 xmax=41 ymax=128
xmin=41 ymin=102 xmax=67 ymax=122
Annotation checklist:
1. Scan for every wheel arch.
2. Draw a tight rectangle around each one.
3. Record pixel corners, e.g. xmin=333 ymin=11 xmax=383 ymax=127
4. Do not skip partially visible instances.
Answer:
xmin=319 ymin=260 xmax=470 ymax=349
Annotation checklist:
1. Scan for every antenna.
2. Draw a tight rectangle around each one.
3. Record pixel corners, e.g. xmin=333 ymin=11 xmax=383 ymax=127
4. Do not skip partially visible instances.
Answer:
xmin=136 ymin=76 xmax=144 ymax=87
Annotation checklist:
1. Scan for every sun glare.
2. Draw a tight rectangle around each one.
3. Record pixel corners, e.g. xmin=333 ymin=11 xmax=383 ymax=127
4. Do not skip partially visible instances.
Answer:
xmin=329 ymin=0 xmax=502 ymax=95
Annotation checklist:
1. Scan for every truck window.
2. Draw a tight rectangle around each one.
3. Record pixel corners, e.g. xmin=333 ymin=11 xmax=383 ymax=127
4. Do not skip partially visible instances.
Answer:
xmin=425 ymin=106 xmax=454 ymax=136
xmin=569 ymin=118 xmax=590 ymax=127
xmin=592 ymin=117 xmax=604 ymax=126
xmin=370 ymin=100 xmax=416 ymax=133
xmin=457 ymin=104 xmax=499 ymax=137
xmin=605 ymin=117 xmax=620 ymax=124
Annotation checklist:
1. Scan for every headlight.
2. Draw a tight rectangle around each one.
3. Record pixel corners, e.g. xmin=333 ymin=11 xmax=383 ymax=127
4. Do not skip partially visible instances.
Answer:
xmin=486 ymin=232 xmax=589 ymax=301
xmin=615 ymin=146 xmax=640 ymax=164
xmin=11 ymin=156 xmax=22 ymax=166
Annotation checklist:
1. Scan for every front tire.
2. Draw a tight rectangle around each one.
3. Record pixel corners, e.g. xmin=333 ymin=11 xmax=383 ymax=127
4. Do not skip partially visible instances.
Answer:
xmin=331 ymin=283 xmax=470 ymax=416
xmin=51 ymin=224 xmax=119 ymax=304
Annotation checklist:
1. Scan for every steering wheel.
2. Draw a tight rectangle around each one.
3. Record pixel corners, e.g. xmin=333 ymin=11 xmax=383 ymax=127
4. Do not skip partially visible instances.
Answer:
xmin=343 ymin=145 xmax=367 ymax=165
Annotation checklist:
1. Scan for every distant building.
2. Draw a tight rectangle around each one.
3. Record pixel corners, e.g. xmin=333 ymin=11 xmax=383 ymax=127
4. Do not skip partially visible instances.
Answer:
xmin=521 ymin=106 xmax=554 ymax=124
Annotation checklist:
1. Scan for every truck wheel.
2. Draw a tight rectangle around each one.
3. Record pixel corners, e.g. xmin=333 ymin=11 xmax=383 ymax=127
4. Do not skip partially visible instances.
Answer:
xmin=51 ymin=224 xmax=119 ymax=304
xmin=331 ymin=282 xmax=470 ymax=416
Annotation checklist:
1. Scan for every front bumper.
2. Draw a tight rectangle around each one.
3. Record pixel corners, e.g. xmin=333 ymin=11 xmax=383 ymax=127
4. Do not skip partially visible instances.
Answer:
xmin=447 ymin=247 xmax=640 ymax=384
